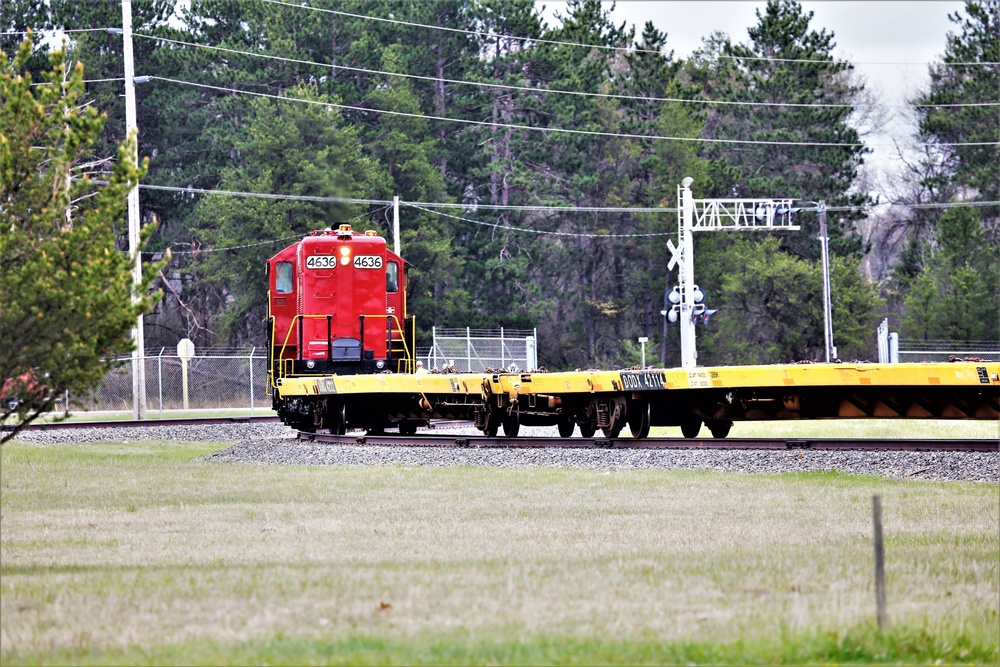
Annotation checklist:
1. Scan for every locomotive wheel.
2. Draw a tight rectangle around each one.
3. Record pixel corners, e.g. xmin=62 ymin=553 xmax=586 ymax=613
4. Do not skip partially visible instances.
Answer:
xmin=327 ymin=402 xmax=347 ymax=436
xmin=627 ymin=401 xmax=651 ymax=439
xmin=579 ymin=421 xmax=597 ymax=438
xmin=706 ymin=419 xmax=733 ymax=439
xmin=557 ymin=415 xmax=575 ymax=438
xmin=680 ymin=417 xmax=702 ymax=439
xmin=502 ymin=408 xmax=520 ymax=437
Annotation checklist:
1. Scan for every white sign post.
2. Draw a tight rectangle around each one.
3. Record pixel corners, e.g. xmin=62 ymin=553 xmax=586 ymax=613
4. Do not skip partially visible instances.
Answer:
xmin=177 ymin=338 xmax=195 ymax=411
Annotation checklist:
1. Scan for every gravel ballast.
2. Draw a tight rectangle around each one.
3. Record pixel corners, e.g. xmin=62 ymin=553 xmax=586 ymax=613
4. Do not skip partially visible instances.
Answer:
xmin=10 ymin=422 xmax=999 ymax=483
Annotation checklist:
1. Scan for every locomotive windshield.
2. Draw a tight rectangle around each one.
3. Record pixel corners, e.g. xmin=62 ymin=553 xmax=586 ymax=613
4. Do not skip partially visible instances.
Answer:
xmin=386 ymin=261 xmax=399 ymax=293
xmin=275 ymin=261 xmax=293 ymax=293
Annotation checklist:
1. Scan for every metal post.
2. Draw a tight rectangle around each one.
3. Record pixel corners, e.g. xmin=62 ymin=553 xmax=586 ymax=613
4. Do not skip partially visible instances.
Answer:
xmin=500 ymin=327 xmax=505 ymax=369
xmin=678 ymin=178 xmax=697 ymax=368
xmin=393 ymin=195 xmax=400 ymax=256
xmin=122 ymin=0 xmax=146 ymax=419
xmin=249 ymin=347 xmax=255 ymax=417
xmin=157 ymin=347 xmax=163 ymax=419
xmin=873 ymin=495 xmax=887 ymax=631
xmin=466 ymin=326 xmax=471 ymax=372
xmin=660 ymin=312 xmax=668 ymax=367
xmin=819 ymin=201 xmax=835 ymax=362
xmin=638 ymin=337 xmax=648 ymax=368
xmin=431 ymin=325 xmax=438 ymax=370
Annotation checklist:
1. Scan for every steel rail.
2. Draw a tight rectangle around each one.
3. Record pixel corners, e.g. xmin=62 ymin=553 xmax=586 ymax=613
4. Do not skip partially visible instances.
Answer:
xmin=12 ymin=416 xmax=281 ymax=431
xmin=298 ymin=432 xmax=999 ymax=452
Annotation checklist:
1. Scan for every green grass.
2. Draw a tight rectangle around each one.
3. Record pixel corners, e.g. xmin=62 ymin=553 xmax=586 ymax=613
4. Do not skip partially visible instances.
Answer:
xmin=1 ymin=440 xmax=997 ymax=665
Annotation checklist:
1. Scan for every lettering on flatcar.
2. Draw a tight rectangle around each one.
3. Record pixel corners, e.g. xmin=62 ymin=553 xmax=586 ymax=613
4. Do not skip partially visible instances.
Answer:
xmin=687 ymin=369 xmax=711 ymax=388
xmin=977 ymin=366 xmax=989 ymax=384
xmin=353 ymin=255 xmax=383 ymax=269
xmin=620 ymin=371 xmax=667 ymax=390
xmin=318 ymin=378 xmax=337 ymax=394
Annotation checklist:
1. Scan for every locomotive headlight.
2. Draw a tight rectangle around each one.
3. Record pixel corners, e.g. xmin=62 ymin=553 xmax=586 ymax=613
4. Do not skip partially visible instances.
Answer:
xmin=375 ymin=360 xmax=386 ymax=370
xmin=339 ymin=245 xmax=351 ymax=265
xmin=306 ymin=360 xmax=315 ymax=369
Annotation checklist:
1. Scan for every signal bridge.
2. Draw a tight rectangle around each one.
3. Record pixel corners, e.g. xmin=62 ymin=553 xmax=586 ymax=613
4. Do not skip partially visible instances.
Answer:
xmin=691 ymin=198 xmax=799 ymax=231
xmin=667 ymin=179 xmax=801 ymax=369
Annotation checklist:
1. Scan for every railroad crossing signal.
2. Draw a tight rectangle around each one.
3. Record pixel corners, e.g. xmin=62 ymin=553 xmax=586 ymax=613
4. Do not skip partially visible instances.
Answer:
xmin=672 ymin=179 xmax=799 ymax=368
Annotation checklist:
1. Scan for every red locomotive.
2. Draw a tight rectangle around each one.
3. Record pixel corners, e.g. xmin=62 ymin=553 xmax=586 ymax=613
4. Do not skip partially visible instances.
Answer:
xmin=266 ymin=224 xmax=415 ymax=428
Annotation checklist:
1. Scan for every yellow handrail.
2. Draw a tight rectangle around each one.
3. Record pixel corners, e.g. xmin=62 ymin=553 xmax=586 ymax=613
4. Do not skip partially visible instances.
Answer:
xmin=268 ymin=313 xmax=414 ymax=381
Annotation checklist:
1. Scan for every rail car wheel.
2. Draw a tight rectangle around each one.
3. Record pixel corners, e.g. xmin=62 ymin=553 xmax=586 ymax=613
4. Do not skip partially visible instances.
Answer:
xmin=327 ymin=402 xmax=347 ymax=436
xmin=502 ymin=408 xmax=520 ymax=437
xmin=557 ymin=415 xmax=575 ymax=438
xmin=602 ymin=422 xmax=625 ymax=438
xmin=706 ymin=419 xmax=732 ymax=439
xmin=579 ymin=422 xmax=597 ymax=438
xmin=627 ymin=401 xmax=651 ymax=439
xmin=602 ymin=398 xmax=627 ymax=438
xmin=680 ymin=417 xmax=702 ymax=439
xmin=482 ymin=405 xmax=501 ymax=437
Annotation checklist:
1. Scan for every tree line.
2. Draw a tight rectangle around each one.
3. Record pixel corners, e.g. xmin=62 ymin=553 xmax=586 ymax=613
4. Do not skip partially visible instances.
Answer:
xmin=2 ymin=0 xmax=997 ymax=375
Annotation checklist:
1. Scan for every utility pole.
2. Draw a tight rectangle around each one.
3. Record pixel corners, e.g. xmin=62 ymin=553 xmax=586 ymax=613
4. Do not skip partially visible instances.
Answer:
xmin=122 ymin=0 xmax=146 ymax=419
xmin=818 ymin=201 xmax=836 ymax=362
xmin=393 ymin=195 xmax=400 ymax=255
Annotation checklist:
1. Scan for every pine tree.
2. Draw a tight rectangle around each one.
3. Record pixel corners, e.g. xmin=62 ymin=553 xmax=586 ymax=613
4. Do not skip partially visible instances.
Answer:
xmin=1 ymin=39 xmax=160 ymax=439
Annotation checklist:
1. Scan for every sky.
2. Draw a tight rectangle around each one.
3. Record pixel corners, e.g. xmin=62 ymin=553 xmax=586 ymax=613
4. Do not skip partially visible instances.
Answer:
xmin=540 ymin=1 xmax=968 ymax=183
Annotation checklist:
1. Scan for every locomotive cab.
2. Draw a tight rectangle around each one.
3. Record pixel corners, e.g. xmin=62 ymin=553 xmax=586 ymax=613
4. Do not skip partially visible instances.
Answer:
xmin=266 ymin=225 xmax=413 ymax=390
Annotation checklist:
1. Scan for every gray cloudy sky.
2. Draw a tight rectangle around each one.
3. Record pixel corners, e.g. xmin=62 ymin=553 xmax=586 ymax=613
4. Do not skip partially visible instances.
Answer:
xmin=540 ymin=1 xmax=968 ymax=178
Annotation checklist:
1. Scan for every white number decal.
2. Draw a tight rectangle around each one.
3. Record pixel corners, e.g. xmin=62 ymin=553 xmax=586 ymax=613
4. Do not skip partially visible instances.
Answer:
xmin=305 ymin=255 xmax=335 ymax=269
xmin=353 ymin=255 xmax=383 ymax=269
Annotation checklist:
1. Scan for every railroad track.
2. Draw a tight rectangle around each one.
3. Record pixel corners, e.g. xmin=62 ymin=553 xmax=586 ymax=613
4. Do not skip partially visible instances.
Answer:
xmin=10 ymin=418 xmax=995 ymax=452
xmin=299 ymin=432 xmax=998 ymax=452
xmin=14 ymin=415 xmax=280 ymax=431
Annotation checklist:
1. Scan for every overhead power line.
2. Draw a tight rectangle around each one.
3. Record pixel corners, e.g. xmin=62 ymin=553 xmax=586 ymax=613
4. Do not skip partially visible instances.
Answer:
xmin=406 ymin=203 xmax=677 ymax=238
xmin=255 ymin=0 xmax=1000 ymax=68
xmin=138 ymin=183 xmax=674 ymax=213
xmin=150 ymin=75 xmax=869 ymax=148
xmin=148 ymin=75 xmax=1000 ymax=149
xmin=137 ymin=33 xmax=999 ymax=111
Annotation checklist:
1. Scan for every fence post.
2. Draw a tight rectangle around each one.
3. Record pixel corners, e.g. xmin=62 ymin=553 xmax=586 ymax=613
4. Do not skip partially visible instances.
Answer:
xmin=873 ymin=495 xmax=887 ymax=631
xmin=466 ymin=326 xmax=471 ymax=372
xmin=500 ymin=327 xmax=505 ymax=369
xmin=157 ymin=347 xmax=164 ymax=419
xmin=249 ymin=347 xmax=255 ymax=417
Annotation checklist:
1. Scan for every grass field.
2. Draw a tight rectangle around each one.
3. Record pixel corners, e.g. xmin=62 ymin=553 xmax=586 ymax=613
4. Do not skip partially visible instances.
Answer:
xmin=1 ymin=436 xmax=997 ymax=665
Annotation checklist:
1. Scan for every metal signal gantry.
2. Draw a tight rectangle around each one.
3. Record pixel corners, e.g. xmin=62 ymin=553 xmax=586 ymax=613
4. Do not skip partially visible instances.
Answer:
xmin=666 ymin=178 xmax=799 ymax=368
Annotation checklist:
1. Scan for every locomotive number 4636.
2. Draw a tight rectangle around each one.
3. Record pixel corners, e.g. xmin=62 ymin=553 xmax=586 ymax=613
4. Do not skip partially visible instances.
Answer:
xmin=305 ymin=254 xmax=383 ymax=269
xmin=353 ymin=255 xmax=383 ymax=269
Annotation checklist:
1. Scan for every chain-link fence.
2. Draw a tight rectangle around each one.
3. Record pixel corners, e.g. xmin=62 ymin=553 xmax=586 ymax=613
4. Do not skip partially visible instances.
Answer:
xmin=70 ymin=348 xmax=271 ymax=417
xmin=897 ymin=340 xmax=1000 ymax=362
xmin=419 ymin=327 xmax=538 ymax=372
